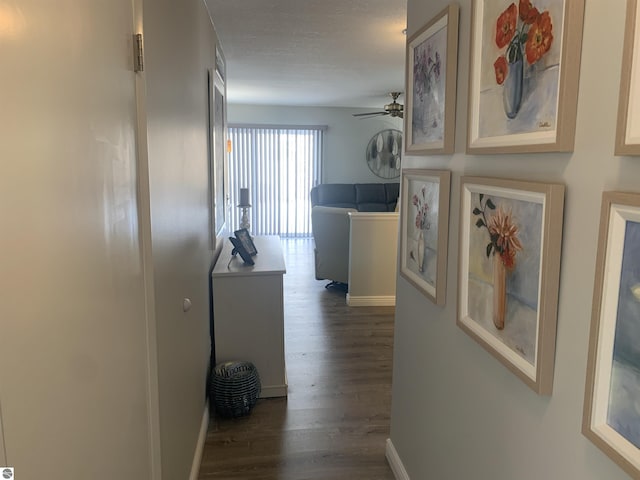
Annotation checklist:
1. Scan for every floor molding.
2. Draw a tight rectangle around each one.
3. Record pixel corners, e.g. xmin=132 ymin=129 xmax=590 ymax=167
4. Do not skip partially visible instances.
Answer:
xmin=346 ymin=294 xmax=396 ymax=307
xmin=259 ymin=384 xmax=288 ymax=398
xmin=189 ymin=404 xmax=210 ymax=480
xmin=385 ymin=438 xmax=410 ymax=480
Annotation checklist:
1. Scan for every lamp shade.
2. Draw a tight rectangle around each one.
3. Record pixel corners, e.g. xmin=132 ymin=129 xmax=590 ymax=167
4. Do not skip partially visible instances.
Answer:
xmin=239 ymin=188 xmax=250 ymax=207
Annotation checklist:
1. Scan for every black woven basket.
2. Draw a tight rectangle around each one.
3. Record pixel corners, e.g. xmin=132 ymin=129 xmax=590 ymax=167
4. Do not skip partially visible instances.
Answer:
xmin=211 ymin=361 xmax=261 ymax=418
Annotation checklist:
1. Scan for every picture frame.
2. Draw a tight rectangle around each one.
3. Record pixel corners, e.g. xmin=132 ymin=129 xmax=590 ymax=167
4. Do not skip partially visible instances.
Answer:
xmin=457 ymin=176 xmax=564 ymax=394
xmin=583 ymin=191 xmax=640 ymax=477
xmin=234 ymin=228 xmax=257 ymax=256
xmin=399 ymin=169 xmax=451 ymax=305
xmin=206 ymin=69 xmax=216 ymax=250
xmin=615 ymin=0 xmax=640 ymax=155
xmin=228 ymin=236 xmax=254 ymax=266
xmin=405 ymin=4 xmax=459 ymax=155
xmin=213 ymin=63 xmax=227 ymax=238
xmin=215 ymin=44 xmax=226 ymax=84
xmin=466 ymin=0 xmax=585 ymax=154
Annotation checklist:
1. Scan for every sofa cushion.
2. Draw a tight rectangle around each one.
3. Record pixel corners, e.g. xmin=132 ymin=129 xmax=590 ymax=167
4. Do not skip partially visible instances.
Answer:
xmin=355 ymin=183 xmax=386 ymax=208
xmin=314 ymin=184 xmax=356 ymax=209
xmin=384 ymin=183 xmax=400 ymax=207
xmin=310 ymin=182 xmax=399 ymax=211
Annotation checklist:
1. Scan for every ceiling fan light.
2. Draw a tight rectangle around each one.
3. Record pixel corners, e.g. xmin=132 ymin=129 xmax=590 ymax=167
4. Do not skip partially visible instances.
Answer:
xmin=353 ymin=91 xmax=404 ymax=119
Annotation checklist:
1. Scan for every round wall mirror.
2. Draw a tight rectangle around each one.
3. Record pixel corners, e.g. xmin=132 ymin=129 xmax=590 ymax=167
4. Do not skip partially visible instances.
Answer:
xmin=365 ymin=129 xmax=402 ymax=179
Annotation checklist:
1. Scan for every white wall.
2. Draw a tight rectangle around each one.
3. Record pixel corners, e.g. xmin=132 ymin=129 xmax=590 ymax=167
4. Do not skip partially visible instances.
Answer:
xmin=390 ymin=1 xmax=640 ymax=480
xmin=0 ymin=1 xmax=221 ymax=479
xmin=228 ymin=104 xmax=403 ymax=183
xmin=0 ymin=1 xmax=151 ymax=478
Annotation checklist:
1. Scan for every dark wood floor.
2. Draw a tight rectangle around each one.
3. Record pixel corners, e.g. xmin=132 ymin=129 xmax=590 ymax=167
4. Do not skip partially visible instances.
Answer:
xmin=198 ymin=237 xmax=396 ymax=480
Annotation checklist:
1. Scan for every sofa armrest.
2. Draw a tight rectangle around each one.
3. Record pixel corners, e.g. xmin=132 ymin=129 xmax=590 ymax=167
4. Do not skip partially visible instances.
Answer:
xmin=311 ymin=206 xmax=357 ymax=284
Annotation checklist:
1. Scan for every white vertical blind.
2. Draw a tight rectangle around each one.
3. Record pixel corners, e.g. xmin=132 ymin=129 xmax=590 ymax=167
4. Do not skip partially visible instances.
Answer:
xmin=228 ymin=125 xmax=323 ymax=237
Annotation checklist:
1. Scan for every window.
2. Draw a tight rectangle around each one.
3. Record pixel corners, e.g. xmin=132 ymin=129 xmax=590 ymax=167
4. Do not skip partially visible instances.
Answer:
xmin=228 ymin=125 xmax=324 ymax=237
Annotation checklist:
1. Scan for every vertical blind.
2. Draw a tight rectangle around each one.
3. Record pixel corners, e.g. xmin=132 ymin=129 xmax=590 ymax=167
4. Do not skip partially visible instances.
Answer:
xmin=228 ymin=125 xmax=323 ymax=237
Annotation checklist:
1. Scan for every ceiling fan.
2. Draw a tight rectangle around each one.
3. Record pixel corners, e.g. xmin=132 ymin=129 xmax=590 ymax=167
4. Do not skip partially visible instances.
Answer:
xmin=353 ymin=92 xmax=404 ymax=119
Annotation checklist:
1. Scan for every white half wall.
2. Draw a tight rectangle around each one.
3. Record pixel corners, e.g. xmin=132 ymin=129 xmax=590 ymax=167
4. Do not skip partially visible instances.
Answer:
xmin=390 ymin=1 xmax=640 ymax=480
xmin=228 ymin=104 xmax=403 ymax=184
xmin=348 ymin=212 xmax=399 ymax=305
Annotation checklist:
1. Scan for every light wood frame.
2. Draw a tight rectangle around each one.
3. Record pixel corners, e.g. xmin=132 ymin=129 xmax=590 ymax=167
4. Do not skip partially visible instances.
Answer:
xmin=405 ymin=4 xmax=459 ymax=155
xmin=212 ymin=63 xmax=227 ymax=239
xmin=206 ymin=69 xmax=216 ymax=249
xmin=583 ymin=192 xmax=640 ymax=478
xmin=399 ymin=169 xmax=451 ymax=305
xmin=457 ymin=176 xmax=565 ymax=394
xmin=466 ymin=0 xmax=585 ymax=154
xmin=615 ymin=0 xmax=640 ymax=155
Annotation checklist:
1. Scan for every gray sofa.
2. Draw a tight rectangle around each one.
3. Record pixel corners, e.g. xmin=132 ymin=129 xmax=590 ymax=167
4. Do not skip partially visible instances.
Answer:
xmin=310 ymin=183 xmax=400 ymax=212
xmin=310 ymin=183 xmax=399 ymax=285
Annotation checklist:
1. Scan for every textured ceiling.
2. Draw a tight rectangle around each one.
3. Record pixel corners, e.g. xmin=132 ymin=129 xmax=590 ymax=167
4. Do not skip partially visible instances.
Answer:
xmin=204 ymin=0 xmax=407 ymax=109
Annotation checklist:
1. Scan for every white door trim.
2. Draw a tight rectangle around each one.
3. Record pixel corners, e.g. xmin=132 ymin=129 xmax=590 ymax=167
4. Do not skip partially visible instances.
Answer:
xmin=131 ymin=0 xmax=162 ymax=478
xmin=0 ymin=397 xmax=7 ymax=465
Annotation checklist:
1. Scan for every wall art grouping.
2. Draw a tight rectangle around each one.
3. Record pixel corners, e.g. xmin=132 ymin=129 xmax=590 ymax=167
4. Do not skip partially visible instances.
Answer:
xmin=405 ymin=0 xmax=640 ymax=157
xmin=397 ymin=1 xmax=640 ymax=477
xmin=397 ymin=172 xmax=640 ymax=475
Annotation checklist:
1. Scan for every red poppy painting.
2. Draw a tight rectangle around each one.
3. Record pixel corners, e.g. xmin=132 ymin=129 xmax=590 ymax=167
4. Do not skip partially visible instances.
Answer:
xmin=467 ymin=0 xmax=584 ymax=153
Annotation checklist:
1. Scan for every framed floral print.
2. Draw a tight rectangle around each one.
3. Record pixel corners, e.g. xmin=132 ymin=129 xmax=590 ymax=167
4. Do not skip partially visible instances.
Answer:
xmin=212 ymin=50 xmax=228 ymax=241
xmin=615 ymin=0 xmax=640 ymax=155
xmin=467 ymin=0 xmax=585 ymax=154
xmin=405 ymin=4 xmax=459 ymax=155
xmin=458 ymin=176 xmax=565 ymax=394
xmin=583 ymin=192 xmax=640 ymax=478
xmin=399 ymin=169 xmax=451 ymax=305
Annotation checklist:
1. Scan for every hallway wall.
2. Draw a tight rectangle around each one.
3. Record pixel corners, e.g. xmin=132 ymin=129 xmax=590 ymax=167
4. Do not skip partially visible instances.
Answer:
xmin=390 ymin=1 xmax=640 ymax=479
xmin=0 ymin=1 xmax=222 ymax=478
xmin=0 ymin=1 xmax=151 ymax=478
xmin=142 ymin=0 xmax=221 ymax=478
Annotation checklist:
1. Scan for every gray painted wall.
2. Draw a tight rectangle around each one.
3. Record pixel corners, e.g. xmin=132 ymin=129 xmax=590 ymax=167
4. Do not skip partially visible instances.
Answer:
xmin=143 ymin=0 xmax=219 ymax=477
xmin=391 ymin=1 xmax=640 ymax=479
xmin=228 ymin=104 xmax=403 ymax=184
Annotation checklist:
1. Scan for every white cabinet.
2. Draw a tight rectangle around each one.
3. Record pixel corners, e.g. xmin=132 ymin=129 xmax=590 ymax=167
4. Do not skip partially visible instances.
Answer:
xmin=211 ymin=236 xmax=287 ymax=397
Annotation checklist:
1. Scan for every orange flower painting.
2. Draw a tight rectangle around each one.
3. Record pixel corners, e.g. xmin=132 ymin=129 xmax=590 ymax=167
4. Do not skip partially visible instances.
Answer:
xmin=469 ymin=0 xmax=581 ymax=145
xmin=472 ymin=194 xmax=523 ymax=270
xmin=495 ymin=3 xmax=518 ymax=48
xmin=494 ymin=55 xmax=508 ymax=85
xmin=525 ymin=10 xmax=554 ymax=64
xmin=485 ymin=1 xmax=557 ymax=121
xmin=494 ymin=1 xmax=553 ymax=73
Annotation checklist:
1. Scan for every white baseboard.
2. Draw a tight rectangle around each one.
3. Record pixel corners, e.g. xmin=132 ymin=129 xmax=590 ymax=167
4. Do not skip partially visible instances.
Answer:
xmin=386 ymin=438 xmax=410 ymax=480
xmin=189 ymin=404 xmax=210 ymax=480
xmin=346 ymin=294 xmax=396 ymax=306
xmin=259 ymin=383 xmax=288 ymax=398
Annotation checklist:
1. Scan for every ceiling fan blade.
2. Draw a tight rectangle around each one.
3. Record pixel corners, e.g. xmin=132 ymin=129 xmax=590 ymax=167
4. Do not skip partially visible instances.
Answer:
xmin=352 ymin=111 xmax=389 ymax=118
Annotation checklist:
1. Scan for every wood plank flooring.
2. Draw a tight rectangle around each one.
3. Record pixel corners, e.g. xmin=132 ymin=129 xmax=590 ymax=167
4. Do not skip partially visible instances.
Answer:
xmin=198 ymin=237 xmax=395 ymax=480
